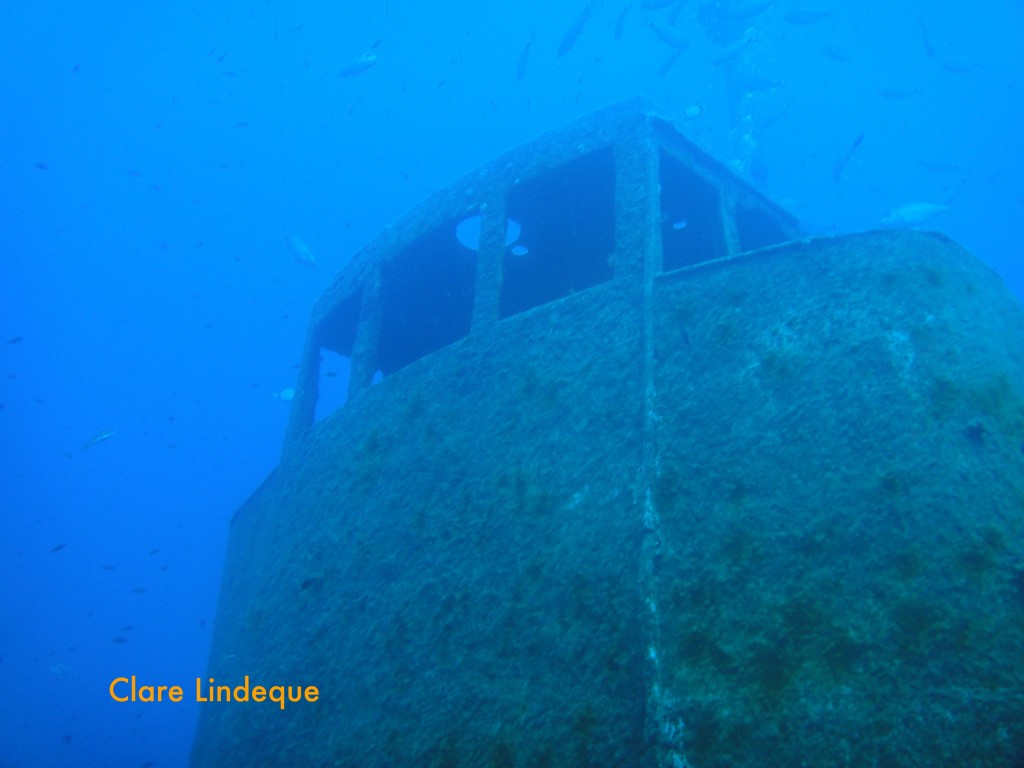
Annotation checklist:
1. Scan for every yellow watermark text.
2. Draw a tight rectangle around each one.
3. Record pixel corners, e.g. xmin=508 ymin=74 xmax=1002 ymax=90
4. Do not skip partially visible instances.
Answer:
xmin=109 ymin=676 xmax=318 ymax=710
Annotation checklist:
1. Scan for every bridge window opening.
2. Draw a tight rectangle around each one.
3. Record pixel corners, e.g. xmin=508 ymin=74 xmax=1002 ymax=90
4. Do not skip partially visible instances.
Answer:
xmin=500 ymin=147 xmax=615 ymax=318
xmin=659 ymin=149 xmax=727 ymax=271
xmin=736 ymin=204 xmax=790 ymax=253
xmin=313 ymin=290 xmax=359 ymax=423
xmin=377 ymin=218 xmax=476 ymax=375
xmin=315 ymin=351 xmax=351 ymax=422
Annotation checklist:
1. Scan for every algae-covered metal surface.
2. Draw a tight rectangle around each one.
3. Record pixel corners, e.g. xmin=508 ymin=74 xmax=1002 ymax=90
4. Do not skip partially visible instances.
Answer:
xmin=192 ymin=99 xmax=1024 ymax=767
xmin=195 ymin=281 xmax=652 ymax=766
xmin=649 ymin=231 xmax=1024 ymax=765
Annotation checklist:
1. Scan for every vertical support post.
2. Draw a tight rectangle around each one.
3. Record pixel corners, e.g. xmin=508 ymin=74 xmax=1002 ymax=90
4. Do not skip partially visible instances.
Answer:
xmin=613 ymin=128 xmax=659 ymax=280
xmin=347 ymin=269 xmax=383 ymax=396
xmin=625 ymin=121 xmax=690 ymax=767
xmin=281 ymin=328 xmax=322 ymax=457
xmin=720 ymin=192 xmax=741 ymax=257
xmin=471 ymin=195 xmax=506 ymax=330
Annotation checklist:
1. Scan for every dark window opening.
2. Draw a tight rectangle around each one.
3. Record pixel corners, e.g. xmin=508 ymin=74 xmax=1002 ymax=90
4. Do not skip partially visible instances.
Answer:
xmin=377 ymin=219 xmax=476 ymax=375
xmin=315 ymin=350 xmax=351 ymax=422
xmin=501 ymin=147 xmax=615 ymax=318
xmin=736 ymin=204 xmax=790 ymax=253
xmin=314 ymin=291 xmax=359 ymax=422
xmin=660 ymin=150 xmax=727 ymax=271
xmin=319 ymin=290 xmax=360 ymax=356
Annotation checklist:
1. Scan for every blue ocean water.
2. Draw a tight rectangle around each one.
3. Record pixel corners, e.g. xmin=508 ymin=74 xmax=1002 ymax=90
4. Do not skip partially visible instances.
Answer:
xmin=1 ymin=1 xmax=1022 ymax=765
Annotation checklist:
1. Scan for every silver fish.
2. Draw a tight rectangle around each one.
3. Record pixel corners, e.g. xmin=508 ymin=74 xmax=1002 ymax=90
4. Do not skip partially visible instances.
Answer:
xmin=558 ymin=1 xmax=599 ymax=57
xmin=881 ymin=202 xmax=949 ymax=227
xmin=80 ymin=429 xmax=116 ymax=453
xmin=287 ymin=235 xmax=317 ymax=267
xmin=338 ymin=53 xmax=377 ymax=78
xmin=649 ymin=21 xmax=688 ymax=49
xmin=883 ymin=174 xmax=967 ymax=227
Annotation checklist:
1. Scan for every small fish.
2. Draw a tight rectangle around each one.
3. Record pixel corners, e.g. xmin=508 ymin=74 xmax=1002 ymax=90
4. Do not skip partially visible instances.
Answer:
xmin=7 ymin=336 xmax=23 ymax=345
xmin=112 ymin=637 xmax=128 ymax=644
xmin=649 ymin=21 xmax=689 ymax=49
xmin=711 ymin=38 xmax=749 ymax=66
xmin=80 ymin=429 xmax=115 ymax=453
xmin=822 ymin=44 xmax=850 ymax=63
xmin=287 ymin=234 xmax=316 ymax=267
xmin=516 ymin=34 xmax=534 ymax=81
xmin=832 ymin=132 xmax=865 ymax=184
xmin=657 ymin=48 xmax=683 ymax=76
xmin=558 ymin=1 xmax=598 ymax=57
xmin=34 ymin=162 xmax=49 ymax=170
xmin=666 ymin=0 xmax=686 ymax=24
xmin=918 ymin=17 xmax=936 ymax=59
xmin=613 ymin=3 xmax=631 ymax=41
xmin=50 ymin=543 xmax=66 ymax=554
xmin=942 ymin=55 xmax=977 ymax=74
xmin=337 ymin=53 xmax=377 ymax=78
xmin=882 ymin=202 xmax=950 ymax=228
xmin=883 ymin=174 xmax=967 ymax=229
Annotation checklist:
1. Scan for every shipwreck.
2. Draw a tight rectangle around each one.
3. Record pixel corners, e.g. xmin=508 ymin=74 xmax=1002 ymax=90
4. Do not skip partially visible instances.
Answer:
xmin=192 ymin=98 xmax=1024 ymax=767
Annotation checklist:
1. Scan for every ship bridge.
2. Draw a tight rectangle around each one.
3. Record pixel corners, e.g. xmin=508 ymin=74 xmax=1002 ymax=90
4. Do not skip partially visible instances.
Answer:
xmin=284 ymin=97 xmax=799 ymax=449
xmin=193 ymin=98 xmax=1024 ymax=768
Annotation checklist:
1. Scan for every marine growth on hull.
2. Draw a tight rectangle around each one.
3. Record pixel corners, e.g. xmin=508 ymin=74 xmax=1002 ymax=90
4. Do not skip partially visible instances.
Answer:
xmin=192 ymin=99 xmax=1024 ymax=768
